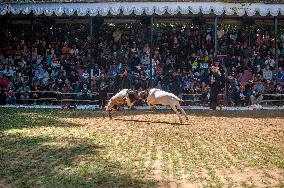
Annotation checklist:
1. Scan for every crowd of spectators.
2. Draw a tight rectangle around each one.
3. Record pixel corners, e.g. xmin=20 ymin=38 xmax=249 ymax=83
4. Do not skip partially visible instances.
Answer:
xmin=0 ymin=20 xmax=283 ymax=107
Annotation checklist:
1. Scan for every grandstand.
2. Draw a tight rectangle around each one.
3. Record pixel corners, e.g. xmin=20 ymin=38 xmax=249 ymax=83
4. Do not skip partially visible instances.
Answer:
xmin=0 ymin=0 xmax=284 ymax=108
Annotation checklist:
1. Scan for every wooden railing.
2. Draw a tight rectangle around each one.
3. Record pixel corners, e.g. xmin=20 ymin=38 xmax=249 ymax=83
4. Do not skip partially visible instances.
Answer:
xmin=9 ymin=90 xmax=284 ymax=106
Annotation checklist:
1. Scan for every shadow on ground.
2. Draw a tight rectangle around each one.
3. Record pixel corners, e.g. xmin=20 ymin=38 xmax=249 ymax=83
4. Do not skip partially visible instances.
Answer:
xmin=0 ymin=109 xmax=156 ymax=187
xmin=114 ymin=117 xmax=191 ymax=125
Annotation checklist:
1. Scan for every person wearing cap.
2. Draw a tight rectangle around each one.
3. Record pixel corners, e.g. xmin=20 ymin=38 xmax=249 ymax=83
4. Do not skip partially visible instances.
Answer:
xmin=209 ymin=65 xmax=222 ymax=110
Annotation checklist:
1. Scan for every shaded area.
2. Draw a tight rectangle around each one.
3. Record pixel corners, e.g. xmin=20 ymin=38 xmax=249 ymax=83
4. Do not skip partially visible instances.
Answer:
xmin=0 ymin=111 xmax=155 ymax=187
xmin=0 ymin=108 xmax=82 ymax=131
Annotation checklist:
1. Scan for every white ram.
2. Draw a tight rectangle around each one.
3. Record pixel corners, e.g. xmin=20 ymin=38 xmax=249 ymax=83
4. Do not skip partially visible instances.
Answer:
xmin=138 ymin=88 xmax=188 ymax=123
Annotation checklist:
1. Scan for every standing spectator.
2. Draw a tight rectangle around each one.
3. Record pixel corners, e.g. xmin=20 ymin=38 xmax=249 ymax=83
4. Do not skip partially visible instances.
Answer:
xmin=97 ymin=74 xmax=109 ymax=109
xmin=209 ymin=65 xmax=222 ymax=110
xmin=119 ymin=69 xmax=132 ymax=89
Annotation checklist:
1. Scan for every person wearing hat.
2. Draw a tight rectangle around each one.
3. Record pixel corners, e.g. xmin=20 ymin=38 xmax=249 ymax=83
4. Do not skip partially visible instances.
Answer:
xmin=209 ymin=65 xmax=222 ymax=110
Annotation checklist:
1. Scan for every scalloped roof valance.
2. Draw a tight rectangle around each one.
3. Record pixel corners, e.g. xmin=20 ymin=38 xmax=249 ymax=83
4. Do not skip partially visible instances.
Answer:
xmin=0 ymin=2 xmax=284 ymax=17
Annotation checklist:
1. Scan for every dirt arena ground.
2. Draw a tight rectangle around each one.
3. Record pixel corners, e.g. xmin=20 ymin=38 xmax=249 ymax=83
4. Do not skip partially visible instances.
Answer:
xmin=0 ymin=108 xmax=283 ymax=187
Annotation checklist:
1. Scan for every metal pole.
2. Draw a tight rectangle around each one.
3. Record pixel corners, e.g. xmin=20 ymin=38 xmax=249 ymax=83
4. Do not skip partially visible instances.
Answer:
xmin=248 ymin=28 xmax=251 ymax=47
xmin=31 ymin=15 xmax=34 ymax=60
xmin=31 ymin=17 xmax=34 ymax=37
xmin=149 ymin=16 xmax=154 ymax=87
xmin=214 ymin=16 xmax=218 ymax=57
xmin=90 ymin=17 xmax=93 ymax=39
xmin=274 ymin=16 xmax=278 ymax=71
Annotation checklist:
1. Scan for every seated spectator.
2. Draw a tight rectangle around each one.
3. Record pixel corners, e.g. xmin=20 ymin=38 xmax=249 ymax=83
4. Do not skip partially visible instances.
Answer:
xmin=80 ymin=83 xmax=91 ymax=100
xmin=250 ymin=88 xmax=263 ymax=105
xmin=141 ymin=52 xmax=150 ymax=69
xmin=264 ymin=55 xmax=276 ymax=69
xmin=262 ymin=64 xmax=273 ymax=81
xmin=0 ymin=62 xmax=5 ymax=77
xmin=0 ymin=88 xmax=7 ymax=105
xmin=92 ymin=63 xmax=101 ymax=79
xmin=6 ymin=88 xmax=16 ymax=105
xmin=0 ymin=75 xmax=9 ymax=90
xmin=108 ymin=63 xmax=120 ymax=79
xmin=239 ymin=68 xmax=252 ymax=86
xmin=277 ymin=66 xmax=284 ymax=84
xmin=17 ymin=83 xmax=31 ymax=100
xmin=201 ymin=84 xmax=210 ymax=105
xmin=113 ymin=29 xmax=122 ymax=43
xmin=82 ymin=69 xmax=90 ymax=81
xmin=276 ymin=83 xmax=283 ymax=94
xmin=238 ymin=85 xmax=248 ymax=106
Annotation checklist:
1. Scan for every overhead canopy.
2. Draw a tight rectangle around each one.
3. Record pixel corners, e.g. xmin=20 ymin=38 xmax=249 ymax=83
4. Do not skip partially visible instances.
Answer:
xmin=0 ymin=2 xmax=284 ymax=17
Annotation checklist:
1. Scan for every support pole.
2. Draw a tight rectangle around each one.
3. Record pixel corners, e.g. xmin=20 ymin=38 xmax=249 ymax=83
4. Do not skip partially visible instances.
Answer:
xmin=90 ymin=17 xmax=93 ymax=39
xmin=31 ymin=16 xmax=34 ymax=38
xmin=149 ymin=16 xmax=154 ymax=87
xmin=214 ymin=16 xmax=218 ymax=57
xmin=274 ymin=16 xmax=278 ymax=72
xmin=31 ymin=15 xmax=34 ymax=60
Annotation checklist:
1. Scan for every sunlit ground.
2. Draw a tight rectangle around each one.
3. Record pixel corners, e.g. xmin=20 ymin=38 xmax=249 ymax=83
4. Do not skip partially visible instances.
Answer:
xmin=0 ymin=108 xmax=283 ymax=187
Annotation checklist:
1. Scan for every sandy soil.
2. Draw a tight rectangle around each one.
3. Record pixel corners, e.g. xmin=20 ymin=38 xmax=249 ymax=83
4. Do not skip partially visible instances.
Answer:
xmin=60 ymin=109 xmax=284 ymax=187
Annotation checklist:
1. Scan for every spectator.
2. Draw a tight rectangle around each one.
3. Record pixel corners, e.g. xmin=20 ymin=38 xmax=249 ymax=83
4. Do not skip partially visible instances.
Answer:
xmin=209 ymin=66 xmax=222 ymax=110
xmin=277 ymin=66 xmax=284 ymax=83
xmin=264 ymin=55 xmax=276 ymax=69
xmin=0 ymin=22 xmax=282 ymax=107
xmin=108 ymin=63 xmax=119 ymax=79
xmin=0 ymin=75 xmax=9 ymax=89
xmin=250 ymin=85 xmax=263 ymax=105
xmin=0 ymin=88 xmax=7 ymax=105
xmin=262 ymin=64 xmax=273 ymax=80
xmin=6 ymin=88 xmax=16 ymax=105
xmin=97 ymin=73 xmax=109 ymax=108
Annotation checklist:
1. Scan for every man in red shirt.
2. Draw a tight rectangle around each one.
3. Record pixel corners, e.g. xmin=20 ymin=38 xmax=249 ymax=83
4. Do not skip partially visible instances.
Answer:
xmin=0 ymin=75 xmax=8 ymax=105
xmin=0 ymin=75 xmax=9 ymax=89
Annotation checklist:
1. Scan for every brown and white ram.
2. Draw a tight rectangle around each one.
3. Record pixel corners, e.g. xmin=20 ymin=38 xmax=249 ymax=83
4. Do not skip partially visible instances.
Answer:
xmin=105 ymin=89 xmax=138 ymax=118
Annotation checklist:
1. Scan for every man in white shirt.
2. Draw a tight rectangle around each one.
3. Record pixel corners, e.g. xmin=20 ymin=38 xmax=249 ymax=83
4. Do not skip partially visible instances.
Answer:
xmin=82 ymin=70 xmax=90 ymax=80
xmin=262 ymin=64 xmax=273 ymax=80
xmin=264 ymin=55 xmax=275 ymax=68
